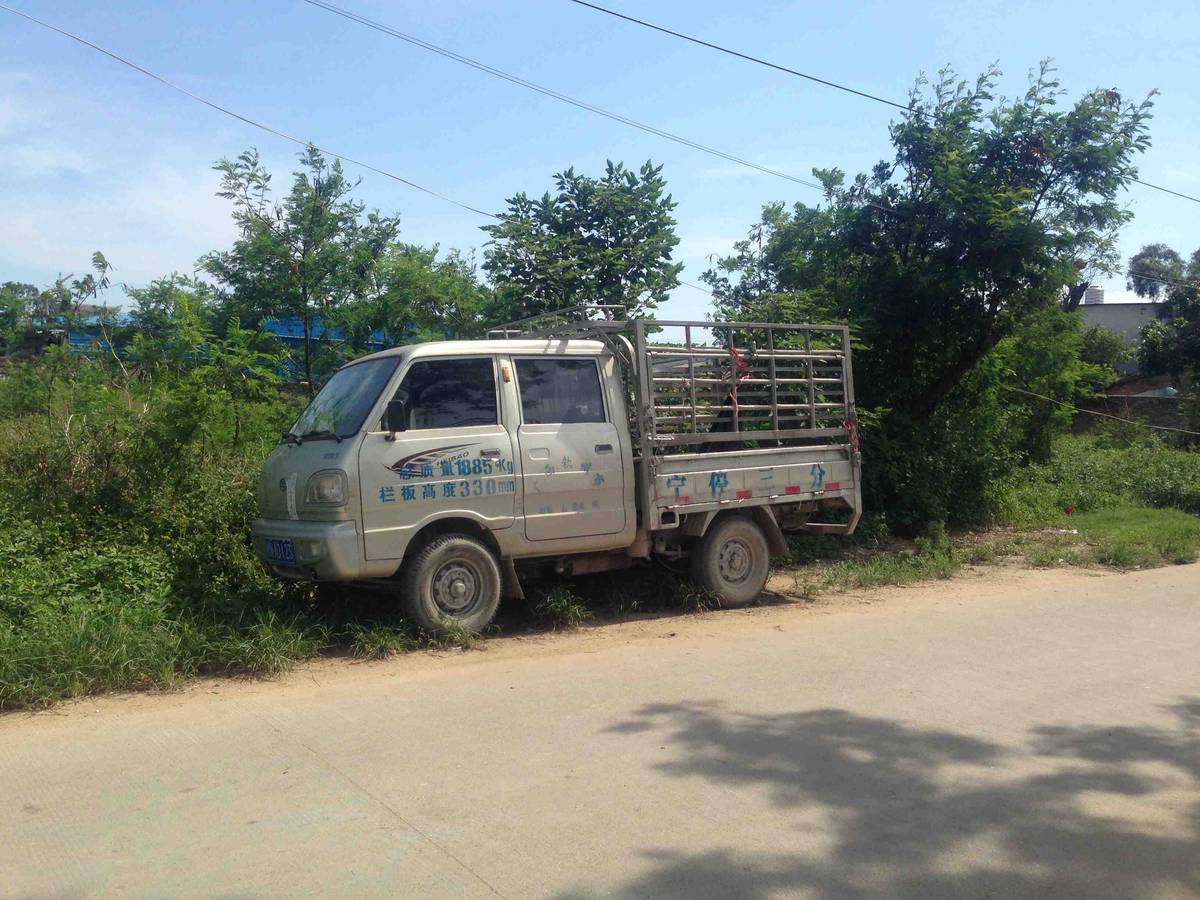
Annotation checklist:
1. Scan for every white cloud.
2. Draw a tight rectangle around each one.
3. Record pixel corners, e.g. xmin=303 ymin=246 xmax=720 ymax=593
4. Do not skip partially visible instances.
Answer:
xmin=0 ymin=161 xmax=237 ymax=287
xmin=0 ymin=71 xmax=306 ymax=290
xmin=673 ymin=233 xmax=743 ymax=268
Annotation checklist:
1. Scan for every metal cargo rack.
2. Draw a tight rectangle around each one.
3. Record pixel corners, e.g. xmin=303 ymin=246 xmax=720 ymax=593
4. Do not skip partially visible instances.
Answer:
xmin=489 ymin=305 xmax=858 ymax=454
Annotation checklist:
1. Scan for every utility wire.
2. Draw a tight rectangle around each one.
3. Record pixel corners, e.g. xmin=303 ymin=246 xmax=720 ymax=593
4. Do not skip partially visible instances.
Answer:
xmin=0 ymin=2 xmax=722 ymax=303
xmin=0 ymin=2 xmax=500 ymax=220
xmin=300 ymin=0 xmax=825 ymax=194
xmin=568 ymin=0 xmax=1200 ymax=207
xmin=1126 ymin=270 xmax=1200 ymax=292
xmin=569 ymin=0 xmax=913 ymax=114
xmin=1003 ymin=385 xmax=1200 ymax=436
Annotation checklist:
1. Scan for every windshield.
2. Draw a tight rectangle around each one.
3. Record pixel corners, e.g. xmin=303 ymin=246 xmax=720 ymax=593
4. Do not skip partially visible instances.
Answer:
xmin=289 ymin=357 xmax=400 ymax=439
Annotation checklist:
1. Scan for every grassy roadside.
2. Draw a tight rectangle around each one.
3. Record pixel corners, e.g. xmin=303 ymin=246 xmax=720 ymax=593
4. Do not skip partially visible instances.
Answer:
xmin=3 ymin=433 xmax=1198 ymax=711
xmin=782 ymin=504 xmax=1200 ymax=597
xmin=2 ymin=509 xmax=1195 ymax=710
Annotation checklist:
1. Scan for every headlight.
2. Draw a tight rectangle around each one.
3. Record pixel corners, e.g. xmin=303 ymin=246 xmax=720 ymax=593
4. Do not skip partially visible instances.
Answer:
xmin=304 ymin=469 xmax=348 ymax=506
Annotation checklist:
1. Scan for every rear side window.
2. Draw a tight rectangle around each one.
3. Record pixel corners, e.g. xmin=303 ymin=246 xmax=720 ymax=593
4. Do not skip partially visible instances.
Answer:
xmin=394 ymin=358 xmax=497 ymax=430
xmin=516 ymin=358 xmax=605 ymax=424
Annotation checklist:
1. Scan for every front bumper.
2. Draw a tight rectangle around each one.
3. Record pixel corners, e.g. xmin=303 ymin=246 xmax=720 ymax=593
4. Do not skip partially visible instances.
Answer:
xmin=251 ymin=518 xmax=362 ymax=581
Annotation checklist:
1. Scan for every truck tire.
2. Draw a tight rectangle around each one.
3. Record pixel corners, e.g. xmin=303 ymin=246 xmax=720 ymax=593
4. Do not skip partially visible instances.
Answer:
xmin=690 ymin=515 xmax=770 ymax=607
xmin=402 ymin=534 xmax=502 ymax=632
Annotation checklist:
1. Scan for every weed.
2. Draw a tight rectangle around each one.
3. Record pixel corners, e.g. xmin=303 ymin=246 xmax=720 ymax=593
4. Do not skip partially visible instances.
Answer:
xmin=347 ymin=622 xmax=418 ymax=659
xmin=420 ymin=621 xmax=481 ymax=651
xmin=531 ymin=584 xmax=593 ymax=630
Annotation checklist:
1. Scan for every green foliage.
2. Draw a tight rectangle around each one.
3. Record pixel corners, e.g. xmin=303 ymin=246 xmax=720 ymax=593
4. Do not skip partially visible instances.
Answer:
xmin=201 ymin=146 xmax=402 ymax=391
xmin=531 ymin=584 xmax=593 ymax=630
xmin=347 ymin=622 xmax=419 ymax=659
xmin=1128 ymin=242 xmax=1200 ymax=383
xmin=350 ymin=244 xmax=492 ymax=342
xmin=706 ymin=64 xmax=1153 ymax=528
xmin=1079 ymin=325 xmax=1130 ymax=379
xmin=792 ymin=535 xmax=964 ymax=595
xmin=482 ymin=160 xmax=682 ymax=320
xmin=1075 ymin=507 xmax=1200 ymax=568
xmin=990 ymin=434 xmax=1200 ymax=526
xmin=0 ymin=345 xmax=313 ymax=708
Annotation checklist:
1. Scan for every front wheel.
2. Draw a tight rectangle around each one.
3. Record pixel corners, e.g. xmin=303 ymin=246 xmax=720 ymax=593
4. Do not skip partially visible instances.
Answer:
xmin=402 ymin=534 xmax=502 ymax=632
xmin=690 ymin=515 xmax=770 ymax=607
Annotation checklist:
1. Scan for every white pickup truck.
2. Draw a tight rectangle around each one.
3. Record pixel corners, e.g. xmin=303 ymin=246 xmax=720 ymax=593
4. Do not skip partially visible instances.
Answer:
xmin=252 ymin=307 xmax=862 ymax=630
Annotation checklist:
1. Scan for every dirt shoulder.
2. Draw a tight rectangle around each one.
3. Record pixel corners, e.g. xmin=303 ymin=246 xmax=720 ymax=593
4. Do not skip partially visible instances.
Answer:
xmin=12 ymin=560 xmax=1137 ymax=722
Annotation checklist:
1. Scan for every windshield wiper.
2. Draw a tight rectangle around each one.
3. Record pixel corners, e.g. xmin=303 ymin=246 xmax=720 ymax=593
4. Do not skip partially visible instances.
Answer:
xmin=281 ymin=431 xmax=302 ymax=445
xmin=299 ymin=429 xmax=344 ymax=443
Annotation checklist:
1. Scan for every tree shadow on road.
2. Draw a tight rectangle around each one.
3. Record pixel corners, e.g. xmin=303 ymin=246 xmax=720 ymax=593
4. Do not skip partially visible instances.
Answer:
xmin=564 ymin=698 xmax=1200 ymax=899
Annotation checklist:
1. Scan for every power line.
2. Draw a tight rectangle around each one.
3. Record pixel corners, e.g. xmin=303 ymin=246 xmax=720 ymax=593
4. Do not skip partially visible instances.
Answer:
xmin=1127 ymin=269 xmax=1200 ymax=292
xmin=0 ymin=2 xmax=500 ymax=220
xmin=0 ymin=2 xmax=721 ymax=302
xmin=568 ymin=0 xmax=1200 ymax=207
xmin=569 ymin=0 xmax=913 ymax=114
xmin=300 ymin=0 xmax=825 ymax=194
xmin=1003 ymin=385 xmax=1200 ymax=436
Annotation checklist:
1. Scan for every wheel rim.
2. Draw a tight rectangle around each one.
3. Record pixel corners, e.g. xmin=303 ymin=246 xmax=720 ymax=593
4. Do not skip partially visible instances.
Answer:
xmin=432 ymin=558 xmax=484 ymax=616
xmin=717 ymin=536 xmax=755 ymax=585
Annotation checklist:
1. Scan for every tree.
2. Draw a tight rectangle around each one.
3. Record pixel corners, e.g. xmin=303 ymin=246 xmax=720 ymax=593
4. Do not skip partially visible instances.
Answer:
xmin=705 ymin=63 xmax=1154 ymax=527
xmin=201 ymin=147 xmax=401 ymax=394
xmin=1079 ymin=324 xmax=1130 ymax=380
xmin=0 ymin=282 xmax=39 ymax=347
xmin=1127 ymin=243 xmax=1187 ymax=300
xmin=339 ymin=244 xmax=493 ymax=345
xmin=482 ymin=160 xmax=681 ymax=321
xmin=1127 ymin=243 xmax=1200 ymax=381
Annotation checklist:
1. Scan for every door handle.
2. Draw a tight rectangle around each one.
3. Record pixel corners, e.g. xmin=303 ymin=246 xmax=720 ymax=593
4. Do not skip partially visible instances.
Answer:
xmin=480 ymin=448 xmax=502 ymax=458
xmin=594 ymin=443 xmax=613 ymax=453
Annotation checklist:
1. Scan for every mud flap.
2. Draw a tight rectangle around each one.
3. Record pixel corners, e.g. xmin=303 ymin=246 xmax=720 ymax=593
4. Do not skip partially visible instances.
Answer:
xmin=501 ymin=557 xmax=525 ymax=600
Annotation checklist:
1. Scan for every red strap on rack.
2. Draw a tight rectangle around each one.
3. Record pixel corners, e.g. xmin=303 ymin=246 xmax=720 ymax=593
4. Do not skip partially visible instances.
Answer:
xmin=841 ymin=417 xmax=861 ymax=454
xmin=727 ymin=345 xmax=751 ymax=427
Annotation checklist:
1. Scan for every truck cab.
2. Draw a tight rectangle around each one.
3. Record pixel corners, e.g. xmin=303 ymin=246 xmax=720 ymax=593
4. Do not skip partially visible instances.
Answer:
xmin=254 ymin=310 xmax=862 ymax=631
xmin=254 ymin=338 xmax=637 ymax=627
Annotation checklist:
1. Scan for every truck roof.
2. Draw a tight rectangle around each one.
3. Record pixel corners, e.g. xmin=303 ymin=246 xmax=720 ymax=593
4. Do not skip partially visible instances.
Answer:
xmin=346 ymin=337 xmax=609 ymax=368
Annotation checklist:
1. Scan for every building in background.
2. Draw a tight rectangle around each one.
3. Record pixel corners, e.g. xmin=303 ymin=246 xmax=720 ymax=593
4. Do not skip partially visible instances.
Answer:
xmin=1079 ymin=287 xmax=1163 ymax=346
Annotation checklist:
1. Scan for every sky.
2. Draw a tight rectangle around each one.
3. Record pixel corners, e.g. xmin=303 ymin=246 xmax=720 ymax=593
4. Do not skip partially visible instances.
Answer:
xmin=2 ymin=0 xmax=1198 ymax=319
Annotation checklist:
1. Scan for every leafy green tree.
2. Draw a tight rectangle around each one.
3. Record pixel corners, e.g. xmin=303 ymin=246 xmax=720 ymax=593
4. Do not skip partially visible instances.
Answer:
xmin=482 ymin=160 xmax=681 ymax=321
xmin=123 ymin=274 xmax=217 ymax=375
xmin=1127 ymin=243 xmax=1187 ymax=300
xmin=190 ymin=320 xmax=284 ymax=449
xmin=202 ymin=147 xmax=401 ymax=393
xmin=339 ymin=244 xmax=493 ymax=344
xmin=1127 ymin=243 xmax=1200 ymax=382
xmin=1079 ymin=324 xmax=1130 ymax=377
xmin=705 ymin=63 xmax=1153 ymax=526
xmin=0 ymin=282 xmax=39 ymax=340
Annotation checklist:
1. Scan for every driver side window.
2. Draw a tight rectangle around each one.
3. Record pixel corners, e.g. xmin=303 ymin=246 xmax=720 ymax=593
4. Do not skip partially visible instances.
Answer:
xmin=392 ymin=357 xmax=498 ymax=430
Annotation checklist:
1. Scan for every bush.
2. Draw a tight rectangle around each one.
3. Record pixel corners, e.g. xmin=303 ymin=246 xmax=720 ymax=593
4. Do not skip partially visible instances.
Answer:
xmin=991 ymin=434 xmax=1200 ymax=526
xmin=0 ymin=357 xmax=315 ymax=709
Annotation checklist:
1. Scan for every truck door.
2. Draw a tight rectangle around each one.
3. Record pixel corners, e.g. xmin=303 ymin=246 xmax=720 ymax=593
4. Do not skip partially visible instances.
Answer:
xmin=514 ymin=356 xmax=626 ymax=541
xmin=358 ymin=356 xmax=517 ymax=560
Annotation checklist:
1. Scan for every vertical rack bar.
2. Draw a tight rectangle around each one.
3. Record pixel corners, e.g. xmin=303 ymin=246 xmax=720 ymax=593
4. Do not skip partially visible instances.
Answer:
xmin=686 ymin=323 xmax=697 ymax=436
xmin=804 ymin=329 xmax=817 ymax=428
xmin=841 ymin=325 xmax=856 ymax=416
xmin=767 ymin=326 xmax=779 ymax=434
xmin=728 ymin=325 xmax=738 ymax=436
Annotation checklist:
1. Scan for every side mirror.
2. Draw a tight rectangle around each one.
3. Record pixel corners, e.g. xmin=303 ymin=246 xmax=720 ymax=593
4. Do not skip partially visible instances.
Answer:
xmin=384 ymin=399 xmax=407 ymax=438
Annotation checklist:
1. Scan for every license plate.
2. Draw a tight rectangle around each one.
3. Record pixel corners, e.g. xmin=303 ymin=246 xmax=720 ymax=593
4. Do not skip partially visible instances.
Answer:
xmin=266 ymin=538 xmax=296 ymax=563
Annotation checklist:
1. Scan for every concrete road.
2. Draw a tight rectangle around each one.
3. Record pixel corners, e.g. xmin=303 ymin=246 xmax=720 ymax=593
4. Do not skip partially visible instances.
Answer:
xmin=2 ymin=565 xmax=1198 ymax=899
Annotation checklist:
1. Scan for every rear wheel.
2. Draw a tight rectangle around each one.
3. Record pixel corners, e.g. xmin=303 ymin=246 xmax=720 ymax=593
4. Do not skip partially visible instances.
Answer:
xmin=402 ymin=534 xmax=502 ymax=632
xmin=690 ymin=515 xmax=770 ymax=607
